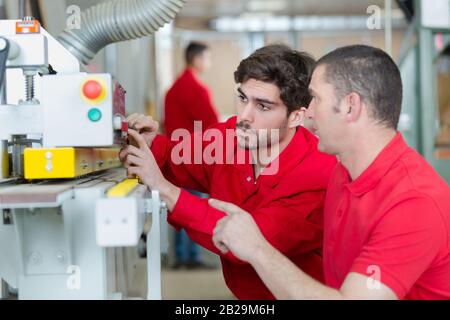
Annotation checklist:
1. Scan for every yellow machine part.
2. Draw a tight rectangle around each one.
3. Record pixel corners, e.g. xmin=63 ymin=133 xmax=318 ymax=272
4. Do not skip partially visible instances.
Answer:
xmin=24 ymin=147 xmax=121 ymax=179
xmin=107 ymin=178 xmax=139 ymax=198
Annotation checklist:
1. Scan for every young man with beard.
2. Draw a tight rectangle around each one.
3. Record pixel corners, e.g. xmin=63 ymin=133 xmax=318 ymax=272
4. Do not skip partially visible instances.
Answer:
xmin=119 ymin=45 xmax=337 ymax=299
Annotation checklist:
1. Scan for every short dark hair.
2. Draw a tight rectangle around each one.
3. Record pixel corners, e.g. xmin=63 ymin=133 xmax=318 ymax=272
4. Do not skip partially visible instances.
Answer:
xmin=316 ymin=45 xmax=403 ymax=129
xmin=185 ymin=42 xmax=209 ymax=65
xmin=234 ymin=44 xmax=315 ymax=114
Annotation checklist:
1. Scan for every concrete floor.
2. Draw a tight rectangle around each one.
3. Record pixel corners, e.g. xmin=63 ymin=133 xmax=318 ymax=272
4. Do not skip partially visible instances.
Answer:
xmin=162 ymin=267 xmax=235 ymax=300
xmin=159 ymin=227 xmax=235 ymax=299
xmin=130 ymin=258 xmax=235 ymax=300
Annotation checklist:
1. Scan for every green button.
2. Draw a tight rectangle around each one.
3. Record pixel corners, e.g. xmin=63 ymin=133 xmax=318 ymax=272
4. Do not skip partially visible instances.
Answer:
xmin=88 ymin=108 xmax=102 ymax=122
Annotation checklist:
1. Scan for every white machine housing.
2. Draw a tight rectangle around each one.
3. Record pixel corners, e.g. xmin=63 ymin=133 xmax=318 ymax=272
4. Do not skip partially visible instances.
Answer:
xmin=42 ymin=73 xmax=115 ymax=147
xmin=0 ymin=19 xmax=167 ymax=300
xmin=0 ymin=20 xmax=124 ymax=147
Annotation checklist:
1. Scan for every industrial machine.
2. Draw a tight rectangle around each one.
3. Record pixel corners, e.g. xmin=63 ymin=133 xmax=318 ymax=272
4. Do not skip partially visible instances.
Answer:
xmin=0 ymin=0 xmax=185 ymax=299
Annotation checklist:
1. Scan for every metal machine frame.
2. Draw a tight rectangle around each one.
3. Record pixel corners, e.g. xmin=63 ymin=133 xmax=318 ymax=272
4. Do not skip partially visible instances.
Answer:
xmin=0 ymin=18 xmax=166 ymax=300
xmin=414 ymin=0 xmax=450 ymax=181
xmin=398 ymin=0 xmax=450 ymax=183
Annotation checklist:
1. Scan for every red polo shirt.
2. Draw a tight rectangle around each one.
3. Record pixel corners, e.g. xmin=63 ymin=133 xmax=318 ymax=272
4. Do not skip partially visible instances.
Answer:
xmin=151 ymin=116 xmax=337 ymax=299
xmin=164 ymin=68 xmax=219 ymax=136
xmin=323 ymin=133 xmax=450 ymax=299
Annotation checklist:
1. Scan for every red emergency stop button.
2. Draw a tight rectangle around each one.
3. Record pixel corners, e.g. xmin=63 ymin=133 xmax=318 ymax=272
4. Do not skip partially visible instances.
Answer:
xmin=81 ymin=78 xmax=107 ymax=104
xmin=83 ymin=80 xmax=102 ymax=99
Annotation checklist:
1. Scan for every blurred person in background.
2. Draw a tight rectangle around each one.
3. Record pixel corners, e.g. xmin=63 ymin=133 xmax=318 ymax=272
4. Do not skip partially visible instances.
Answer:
xmin=164 ymin=41 xmax=219 ymax=270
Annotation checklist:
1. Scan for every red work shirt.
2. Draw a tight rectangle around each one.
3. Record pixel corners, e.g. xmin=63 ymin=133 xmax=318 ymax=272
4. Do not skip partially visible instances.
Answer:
xmin=323 ymin=133 xmax=450 ymax=299
xmin=164 ymin=68 xmax=219 ymax=136
xmin=151 ymin=116 xmax=337 ymax=299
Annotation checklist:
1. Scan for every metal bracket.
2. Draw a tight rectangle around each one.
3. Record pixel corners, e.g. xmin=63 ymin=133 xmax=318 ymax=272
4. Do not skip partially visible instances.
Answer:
xmin=146 ymin=190 xmax=164 ymax=300
xmin=2 ymin=208 xmax=12 ymax=225
xmin=144 ymin=198 xmax=167 ymax=216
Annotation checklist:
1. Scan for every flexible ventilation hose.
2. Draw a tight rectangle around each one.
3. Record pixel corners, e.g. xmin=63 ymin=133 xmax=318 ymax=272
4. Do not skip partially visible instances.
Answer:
xmin=58 ymin=0 xmax=186 ymax=64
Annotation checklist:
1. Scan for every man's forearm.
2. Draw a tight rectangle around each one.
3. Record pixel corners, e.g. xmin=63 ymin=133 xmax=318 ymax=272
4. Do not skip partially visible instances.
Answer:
xmin=250 ymin=243 xmax=343 ymax=300
xmin=157 ymin=180 xmax=181 ymax=211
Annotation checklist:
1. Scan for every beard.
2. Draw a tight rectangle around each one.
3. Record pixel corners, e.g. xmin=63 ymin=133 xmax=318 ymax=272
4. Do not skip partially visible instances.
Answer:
xmin=235 ymin=120 xmax=288 ymax=151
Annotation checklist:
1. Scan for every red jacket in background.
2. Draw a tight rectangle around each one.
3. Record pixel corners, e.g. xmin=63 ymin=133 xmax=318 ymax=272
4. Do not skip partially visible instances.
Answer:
xmin=164 ymin=68 xmax=219 ymax=136
xmin=151 ymin=116 xmax=337 ymax=299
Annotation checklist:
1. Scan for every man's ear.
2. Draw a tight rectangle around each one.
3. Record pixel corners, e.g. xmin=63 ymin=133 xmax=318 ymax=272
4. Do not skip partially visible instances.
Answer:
xmin=288 ymin=108 xmax=306 ymax=128
xmin=345 ymin=93 xmax=363 ymax=123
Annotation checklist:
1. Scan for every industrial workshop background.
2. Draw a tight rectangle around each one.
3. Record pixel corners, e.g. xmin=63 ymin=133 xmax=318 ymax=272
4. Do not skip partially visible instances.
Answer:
xmin=0 ymin=0 xmax=449 ymax=300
